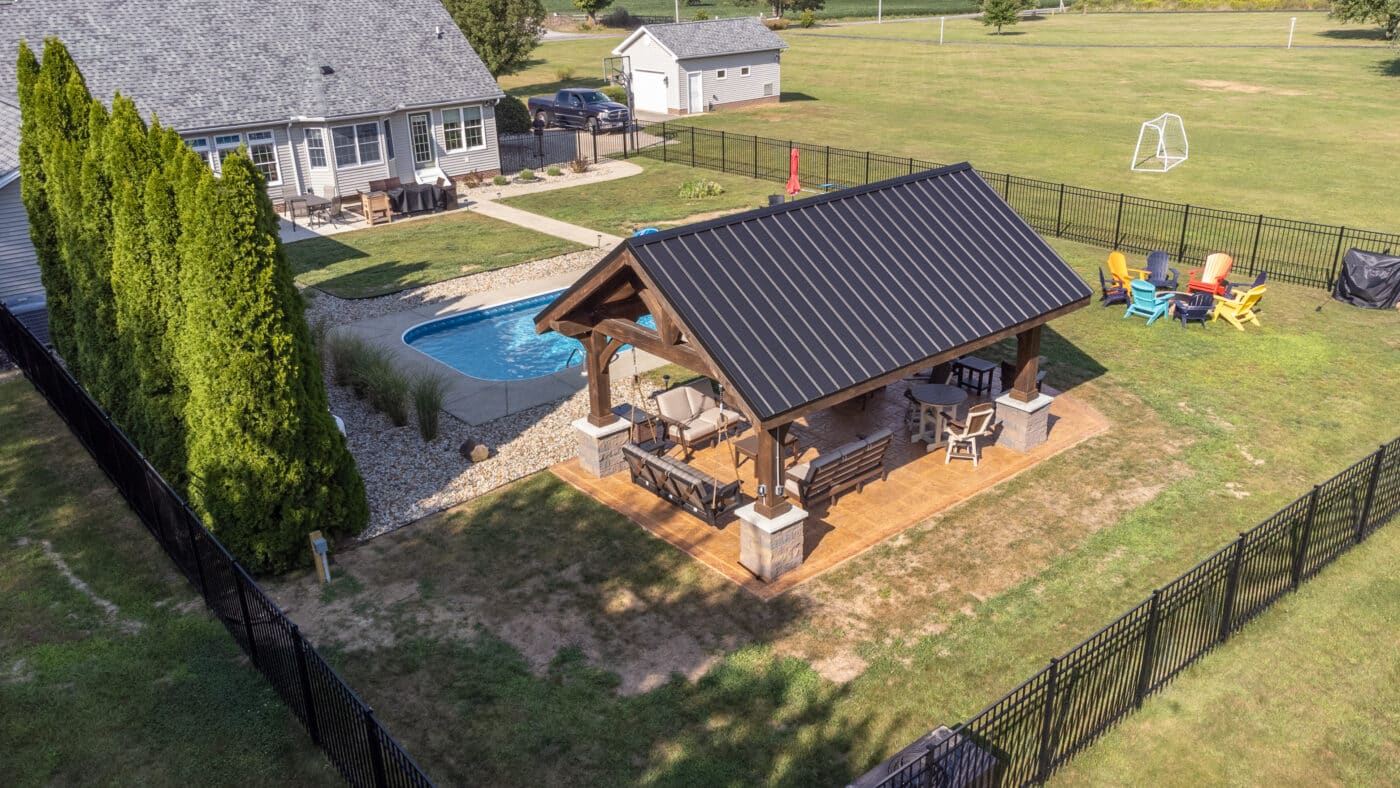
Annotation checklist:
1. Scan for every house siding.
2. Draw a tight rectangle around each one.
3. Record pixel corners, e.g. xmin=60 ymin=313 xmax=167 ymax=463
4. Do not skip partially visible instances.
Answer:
xmin=678 ymin=51 xmax=781 ymax=113
xmin=0 ymin=179 xmax=44 ymax=309
xmin=617 ymin=36 xmax=682 ymax=111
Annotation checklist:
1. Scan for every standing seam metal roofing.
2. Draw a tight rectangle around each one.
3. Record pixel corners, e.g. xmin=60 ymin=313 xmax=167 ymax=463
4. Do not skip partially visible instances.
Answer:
xmin=623 ymin=163 xmax=1092 ymax=422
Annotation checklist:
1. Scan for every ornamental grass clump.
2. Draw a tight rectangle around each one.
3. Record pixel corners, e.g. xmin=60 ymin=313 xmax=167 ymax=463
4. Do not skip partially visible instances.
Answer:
xmin=518 ymin=168 xmax=538 ymax=182
xmin=412 ymin=373 xmax=449 ymax=441
xmin=328 ymin=334 xmax=370 ymax=389
xmin=546 ymin=166 xmax=562 ymax=177
xmin=356 ymin=348 xmax=410 ymax=426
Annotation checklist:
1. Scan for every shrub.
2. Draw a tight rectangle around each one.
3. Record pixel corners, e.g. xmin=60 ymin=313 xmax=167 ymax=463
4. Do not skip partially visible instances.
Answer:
xmin=518 ymin=168 xmax=538 ymax=181
xmin=328 ymin=334 xmax=370 ymax=389
xmin=495 ymin=95 xmax=531 ymax=134
xmin=601 ymin=7 xmax=633 ymax=27
xmin=679 ymin=178 xmax=725 ymax=198
xmin=555 ymin=66 xmax=576 ymax=82
xmin=412 ymin=374 xmax=449 ymax=441
xmin=570 ymin=157 xmax=591 ymax=173
xmin=546 ymin=165 xmax=563 ymax=176
xmin=694 ymin=9 xmax=710 ymax=19
xmin=601 ymin=84 xmax=628 ymax=103
xmin=492 ymin=174 xmax=510 ymax=186
xmin=799 ymin=8 xmax=816 ymax=26
xmin=459 ymin=170 xmax=484 ymax=189
xmin=763 ymin=17 xmax=789 ymax=30
xmin=354 ymin=348 xmax=410 ymax=426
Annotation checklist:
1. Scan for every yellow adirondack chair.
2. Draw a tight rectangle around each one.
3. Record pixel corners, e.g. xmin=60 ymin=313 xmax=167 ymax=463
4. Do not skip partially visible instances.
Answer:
xmin=1106 ymin=251 xmax=1149 ymax=287
xmin=1211 ymin=285 xmax=1267 ymax=330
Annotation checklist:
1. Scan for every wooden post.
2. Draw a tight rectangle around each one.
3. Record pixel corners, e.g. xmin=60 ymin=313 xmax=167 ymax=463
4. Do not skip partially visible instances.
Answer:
xmin=753 ymin=424 xmax=791 ymax=519
xmin=1010 ymin=326 xmax=1042 ymax=403
xmin=584 ymin=332 xmax=616 ymax=427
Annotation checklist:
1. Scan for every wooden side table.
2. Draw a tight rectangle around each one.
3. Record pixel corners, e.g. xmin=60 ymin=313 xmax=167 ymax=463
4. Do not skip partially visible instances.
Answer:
xmin=953 ymin=356 xmax=997 ymax=396
xmin=731 ymin=432 xmax=801 ymax=467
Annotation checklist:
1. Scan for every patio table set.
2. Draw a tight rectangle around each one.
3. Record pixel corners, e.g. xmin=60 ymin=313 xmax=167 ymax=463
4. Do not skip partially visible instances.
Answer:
xmin=1100 ymin=250 xmax=1268 ymax=330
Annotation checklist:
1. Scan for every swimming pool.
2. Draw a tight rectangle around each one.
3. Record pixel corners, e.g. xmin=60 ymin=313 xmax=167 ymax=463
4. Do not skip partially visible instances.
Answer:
xmin=404 ymin=290 xmax=654 ymax=381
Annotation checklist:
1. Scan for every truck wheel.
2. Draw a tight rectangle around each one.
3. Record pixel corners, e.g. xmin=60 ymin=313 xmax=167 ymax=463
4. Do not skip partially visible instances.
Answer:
xmin=588 ymin=116 xmax=601 ymax=133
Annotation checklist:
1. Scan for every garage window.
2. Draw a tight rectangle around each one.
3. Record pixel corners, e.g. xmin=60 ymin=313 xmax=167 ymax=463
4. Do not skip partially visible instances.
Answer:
xmin=740 ymin=67 xmax=750 ymax=77
xmin=716 ymin=69 xmax=727 ymax=80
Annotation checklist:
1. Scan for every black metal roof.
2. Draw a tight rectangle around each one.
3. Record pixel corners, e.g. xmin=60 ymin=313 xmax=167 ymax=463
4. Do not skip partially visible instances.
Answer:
xmin=623 ymin=163 xmax=1092 ymax=422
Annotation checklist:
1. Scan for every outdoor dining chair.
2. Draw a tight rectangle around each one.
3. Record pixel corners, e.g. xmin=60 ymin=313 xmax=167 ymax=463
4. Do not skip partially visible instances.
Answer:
xmin=943 ymin=403 xmax=997 ymax=466
xmin=1124 ymin=279 xmax=1174 ymax=325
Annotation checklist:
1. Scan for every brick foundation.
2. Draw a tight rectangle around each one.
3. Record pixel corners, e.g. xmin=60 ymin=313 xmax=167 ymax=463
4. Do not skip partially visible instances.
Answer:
xmin=737 ymin=503 xmax=808 ymax=583
xmin=573 ymin=417 xmax=632 ymax=477
xmin=995 ymin=392 xmax=1054 ymax=452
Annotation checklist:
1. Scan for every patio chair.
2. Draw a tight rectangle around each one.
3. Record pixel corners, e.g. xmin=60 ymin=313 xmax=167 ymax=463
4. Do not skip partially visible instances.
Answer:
xmin=1211 ymin=285 xmax=1267 ymax=331
xmin=1106 ymin=251 xmax=1148 ymax=287
xmin=943 ymin=403 xmax=997 ymax=466
xmin=651 ymin=380 xmax=744 ymax=456
xmin=1145 ymin=250 xmax=1180 ymax=290
xmin=1224 ymin=271 xmax=1267 ymax=297
xmin=1098 ymin=268 xmax=1129 ymax=307
xmin=367 ymin=176 xmax=402 ymax=192
xmin=1186 ymin=252 xmax=1234 ymax=295
xmin=1124 ymin=279 xmax=1174 ymax=325
xmin=1174 ymin=291 xmax=1215 ymax=328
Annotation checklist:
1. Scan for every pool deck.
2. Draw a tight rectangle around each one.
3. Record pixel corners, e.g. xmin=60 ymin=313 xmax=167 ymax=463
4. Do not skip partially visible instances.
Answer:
xmin=330 ymin=271 xmax=664 ymax=425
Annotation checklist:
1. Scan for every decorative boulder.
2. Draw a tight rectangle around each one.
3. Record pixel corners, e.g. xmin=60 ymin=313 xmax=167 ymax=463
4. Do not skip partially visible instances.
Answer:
xmin=459 ymin=439 xmax=491 ymax=463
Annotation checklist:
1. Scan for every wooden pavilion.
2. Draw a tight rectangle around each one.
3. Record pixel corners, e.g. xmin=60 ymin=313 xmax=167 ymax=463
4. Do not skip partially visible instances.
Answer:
xmin=534 ymin=163 xmax=1093 ymax=583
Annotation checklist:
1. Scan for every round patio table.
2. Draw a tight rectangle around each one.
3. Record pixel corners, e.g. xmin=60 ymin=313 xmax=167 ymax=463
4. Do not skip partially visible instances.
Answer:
xmin=910 ymin=383 xmax=969 ymax=450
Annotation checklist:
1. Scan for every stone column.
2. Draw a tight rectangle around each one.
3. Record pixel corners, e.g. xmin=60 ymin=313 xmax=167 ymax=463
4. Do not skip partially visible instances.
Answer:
xmin=573 ymin=417 xmax=632 ymax=477
xmin=995 ymin=391 xmax=1054 ymax=452
xmin=737 ymin=502 xmax=808 ymax=583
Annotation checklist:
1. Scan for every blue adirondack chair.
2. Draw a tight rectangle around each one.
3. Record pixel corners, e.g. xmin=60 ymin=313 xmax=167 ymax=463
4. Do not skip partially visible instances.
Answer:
xmin=1224 ymin=271 xmax=1266 ymax=297
xmin=1098 ymin=268 xmax=1129 ymax=307
xmin=633 ymin=227 xmax=659 ymax=237
xmin=1124 ymin=279 xmax=1173 ymax=325
xmin=1145 ymin=250 xmax=1179 ymax=290
xmin=1175 ymin=291 xmax=1214 ymax=328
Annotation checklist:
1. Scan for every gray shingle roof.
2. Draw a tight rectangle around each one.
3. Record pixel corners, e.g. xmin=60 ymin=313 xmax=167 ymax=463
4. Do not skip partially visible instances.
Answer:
xmin=0 ymin=0 xmax=503 ymax=133
xmin=0 ymin=99 xmax=19 ymax=176
xmin=631 ymin=18 xmax=788 ymax=60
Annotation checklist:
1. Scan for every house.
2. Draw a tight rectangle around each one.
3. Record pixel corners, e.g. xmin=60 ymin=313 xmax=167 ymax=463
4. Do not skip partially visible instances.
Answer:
xmin=611 ymin=18 xmax=787 ymax=116
xmin=0 ymin=0 xmax=505 ymax=316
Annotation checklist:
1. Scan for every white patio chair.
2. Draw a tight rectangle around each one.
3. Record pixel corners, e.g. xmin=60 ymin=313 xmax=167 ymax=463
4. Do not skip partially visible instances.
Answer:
xmin=944 ymin=403 xmax=997 ymax=466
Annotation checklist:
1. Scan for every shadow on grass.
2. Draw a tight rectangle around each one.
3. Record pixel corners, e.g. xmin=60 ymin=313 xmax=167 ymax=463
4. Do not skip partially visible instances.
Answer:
xmin=779 ymin=91 xmax=820 ymax=103
xmin=299 ymin=259 xmax=434 ymax=300
xmin=1377 ymin=57 xmax=1400 ymax=78
xmin=1316 ymin=27 xmax=1389 ymax=41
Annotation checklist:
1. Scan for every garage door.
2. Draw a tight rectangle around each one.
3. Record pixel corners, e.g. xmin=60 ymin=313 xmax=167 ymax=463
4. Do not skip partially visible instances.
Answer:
xmin=631 ymin=70 xmax=668 ymax=115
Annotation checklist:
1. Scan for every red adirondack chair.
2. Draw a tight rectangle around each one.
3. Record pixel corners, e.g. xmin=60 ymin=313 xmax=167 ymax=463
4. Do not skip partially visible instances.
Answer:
xmin=1186 ymin=253 xmax=1234 ymax=295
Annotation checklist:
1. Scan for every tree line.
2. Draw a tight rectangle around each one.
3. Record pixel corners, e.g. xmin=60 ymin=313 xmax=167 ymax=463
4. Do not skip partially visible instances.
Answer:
xmin=16 ymin=39 xmax=368 ymax=573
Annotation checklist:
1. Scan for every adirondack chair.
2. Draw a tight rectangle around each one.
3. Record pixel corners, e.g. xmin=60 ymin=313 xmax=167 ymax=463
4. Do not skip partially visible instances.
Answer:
xmin=1107 ymin=251 xmax=1148 ymax=287
xmin=1212 ymin=285 xmax=1267 ymax=330
xmin=1145 ymin=250 xmax=1179 ymax=289
xmin=1186 ymin=253 xmax=1234 ymax=295
xmin=1124 ymin=279 xmax=1173 ymax=325
xmin=1098 ymin=268 xmax=1129 ymax=307
xmin=1224 ymin=271 xmax=1267 ymax=297
xmin=1174 ymin=292 xmax=1214 ymax=328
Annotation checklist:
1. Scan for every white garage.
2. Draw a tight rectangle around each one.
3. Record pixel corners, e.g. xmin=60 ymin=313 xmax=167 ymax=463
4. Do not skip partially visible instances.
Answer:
xmin=611 ymin=18 xmax=786 ymax=116
xmin=631 ymin=70 xmax=669 ymax=115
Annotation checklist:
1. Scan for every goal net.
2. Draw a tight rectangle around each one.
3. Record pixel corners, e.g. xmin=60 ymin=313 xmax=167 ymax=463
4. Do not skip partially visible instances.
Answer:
xmin=1130 ymin=113 xmax=1188 ymax=172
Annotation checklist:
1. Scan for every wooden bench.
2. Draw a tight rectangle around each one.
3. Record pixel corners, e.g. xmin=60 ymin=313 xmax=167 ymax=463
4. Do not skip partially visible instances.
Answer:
xmin=622 ymin=443 xmax=741 ymax=525
xmin=783 ymin=428 xmax=893 ymax=508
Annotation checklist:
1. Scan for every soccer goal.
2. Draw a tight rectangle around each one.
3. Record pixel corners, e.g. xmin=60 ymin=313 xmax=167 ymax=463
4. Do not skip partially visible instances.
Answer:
xmin=1130 ymin=113 xmax=1188 ymax=172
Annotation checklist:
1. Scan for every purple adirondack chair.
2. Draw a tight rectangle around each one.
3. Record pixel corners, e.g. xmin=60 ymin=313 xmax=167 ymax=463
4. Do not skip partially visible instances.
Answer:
xmin=1099 ymin=268 xmax=1129 ymax=307
xmin=1175 ymin=291 xmax=1214 ymax=328
xmin=1224 ymin=271 xmax=1266 ymax=297
xmin=1145 ymin=250 xmax=1180 ymax=290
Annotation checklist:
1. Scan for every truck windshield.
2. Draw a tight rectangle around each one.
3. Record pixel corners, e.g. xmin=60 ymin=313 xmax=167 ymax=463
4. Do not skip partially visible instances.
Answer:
xmin=572 ymin=91 xmax=608 ymax=103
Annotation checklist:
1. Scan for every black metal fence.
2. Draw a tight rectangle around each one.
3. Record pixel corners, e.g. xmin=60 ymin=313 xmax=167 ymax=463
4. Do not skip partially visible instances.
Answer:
xmin=499 ymin=128 xmax=644 ymax=175
xmin=0 ymin=304 xmax=433 ymax=788
xmin=866 ymin=437 xmax=1400 ymax=787
xmin=628 ymin=122 xmax=1400 ymax=290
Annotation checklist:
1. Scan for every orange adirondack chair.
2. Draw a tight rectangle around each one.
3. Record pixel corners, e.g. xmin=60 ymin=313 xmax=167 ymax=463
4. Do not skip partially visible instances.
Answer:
xmin=1212 ymin=285 xmax=1267 ymax=330
xmin=1187 ymin=253 xmax=1234 ymax=295
xmin=1106 ymin=251 xmax=1149 ymax=287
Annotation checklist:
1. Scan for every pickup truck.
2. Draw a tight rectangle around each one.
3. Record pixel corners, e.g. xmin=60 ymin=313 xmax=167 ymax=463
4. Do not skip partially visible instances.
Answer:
xmin=528 ymin=89 xmax=630 ymax=133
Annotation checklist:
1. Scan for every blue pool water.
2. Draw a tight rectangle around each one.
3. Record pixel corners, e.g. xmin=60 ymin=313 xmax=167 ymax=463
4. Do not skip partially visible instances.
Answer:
xmin=404 ymin=290 xmax=654 ymax=381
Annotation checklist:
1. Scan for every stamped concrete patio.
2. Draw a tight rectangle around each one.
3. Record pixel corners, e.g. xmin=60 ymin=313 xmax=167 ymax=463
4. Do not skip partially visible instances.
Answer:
xmin=553 ymin=381 xmax=1109 ymax=599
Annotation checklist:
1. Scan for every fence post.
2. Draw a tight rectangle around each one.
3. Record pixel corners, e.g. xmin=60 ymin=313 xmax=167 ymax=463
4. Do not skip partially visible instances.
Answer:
xmin=908 ymin=156 xmax=914 ymax=175
xmin=1176 ymin=204 xmax=1191 ymax=263
xmin=1004 ymin=172 xmax=1011 ymax=200
xmin=1133 ymin=589 xmax=1163 ymax=708
xmin=363 ymin=706 xmax=389 ymax=787
xmin=1054 ymin=182 xmax=1065 ymax=236
xmin=662 ymin=121 xmax=668 ymax=162
xmin=234 ymin=569 xmax=260 ymax=668
xmin=1249 ymin=214 xmax=1264 ymax=274
xmin=292 ymin=622 xmax=321 ymax=746
xmin=753 ymin=135 xmax=758 ymax=179
xmin=1292 ymin=485 xmax=1321 ymax=589
xmin=720 ymin=130 xmax=726 ymax=173
xmin=1035 ymin=658 xmax=1061 ymax=783
xmin=1329 ymin=226 xmax=1347 ymax=287
xmin=1217 ymin=535 xmax=1247 ymax=643
xmin=691 ymin=127 xmax=697 ymax=168
xmin=865 ymin=150 xmax=870 ymax=184
xmin=1113 ymin=193 xmax=1125 ymax=249
xmin=1355 ymin=443 xmax=1387 ymax=543
xmin=183 ymin=514 xmax=209 ymax=599
xmin=825 ymin=145 xmax=830 ymax=186
xmin=592 ymin=129 xmax=598 ymax=165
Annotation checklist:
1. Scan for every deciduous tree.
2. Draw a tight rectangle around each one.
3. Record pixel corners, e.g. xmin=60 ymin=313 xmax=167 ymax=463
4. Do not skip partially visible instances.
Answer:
xmin=1328 ymin=0 xmax=1400 ymax=40
xmin=443 ymin=0 xmax=546 ymax=76
xmin=770 ymin=0 xmax=823 ymax=19
xmin=980 ymin=0 xmax=1023 ymax=34
xmin=572 ymin=0 xmax=612 ymax=25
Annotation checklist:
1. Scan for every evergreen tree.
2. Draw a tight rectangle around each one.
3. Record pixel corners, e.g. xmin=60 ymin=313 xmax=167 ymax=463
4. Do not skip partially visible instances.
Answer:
xmin=72 ymin=98 xmax=123 ymax=414
xmin=180 ymin=152 xmax=367 ymax=571
xmin=15 ymin=42 xmax=68 ymax=357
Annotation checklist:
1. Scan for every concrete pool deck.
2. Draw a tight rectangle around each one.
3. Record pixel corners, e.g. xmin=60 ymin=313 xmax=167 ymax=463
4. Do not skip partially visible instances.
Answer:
xmin=330 ymin=271 xmax=665 ymax=426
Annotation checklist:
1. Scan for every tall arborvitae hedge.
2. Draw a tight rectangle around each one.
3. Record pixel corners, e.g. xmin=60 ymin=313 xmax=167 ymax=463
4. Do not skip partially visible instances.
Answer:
xmin=15 ymin=38 xmax=368 ymax=572
xmin=180 ymin=154 xmax=368 ymax=571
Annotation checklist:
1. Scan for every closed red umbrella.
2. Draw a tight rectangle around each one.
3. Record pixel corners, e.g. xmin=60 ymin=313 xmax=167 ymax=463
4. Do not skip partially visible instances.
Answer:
xmin=785 ymin=147 xmax=801 ymax=197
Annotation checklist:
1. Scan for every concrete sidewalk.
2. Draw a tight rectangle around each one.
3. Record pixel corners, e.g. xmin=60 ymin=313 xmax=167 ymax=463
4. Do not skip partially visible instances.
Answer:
xmin=471 ymin=200 xmax=625 ymax=248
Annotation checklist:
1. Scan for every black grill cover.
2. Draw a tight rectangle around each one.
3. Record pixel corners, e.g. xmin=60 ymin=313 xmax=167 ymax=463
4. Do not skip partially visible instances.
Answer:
xmin=1333 ymin=248 xmax=1400 ymax=309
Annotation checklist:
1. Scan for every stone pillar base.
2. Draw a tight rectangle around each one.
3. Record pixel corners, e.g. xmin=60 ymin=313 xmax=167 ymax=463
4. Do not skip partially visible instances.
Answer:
xmin=573 ymin=417 xmax=632 ymax=477
xmin=995 ymin=392 xmax=1054 ymax=452
xmin=737 ymin=503 xmax=808 ymax=583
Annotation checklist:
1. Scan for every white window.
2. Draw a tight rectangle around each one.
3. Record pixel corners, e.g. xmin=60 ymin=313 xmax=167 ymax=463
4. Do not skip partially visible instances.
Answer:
xmin=330 ymin=122 xmax=382 ymax=169
xmin=185 ymin=137 xmax=211 ymax=167
xmin=441 ymin=107 xmax=485 ymax=152
xmin=740 ymin=67 xmax=750 ymax=77
xmin=245 ymin=130 xmax=280 ymax=184
xmin=716 ymin=69 xmax=727 ymax=80
xmin=305 ymin=128 xmax=328 ymax=169
xmin=214 ymin=133 xmax=242 ymax=166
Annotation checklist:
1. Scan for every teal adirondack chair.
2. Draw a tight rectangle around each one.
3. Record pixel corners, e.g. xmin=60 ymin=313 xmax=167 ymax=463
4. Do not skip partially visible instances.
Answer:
xmin=1124 ymin=279 xmax=1173 ymax=325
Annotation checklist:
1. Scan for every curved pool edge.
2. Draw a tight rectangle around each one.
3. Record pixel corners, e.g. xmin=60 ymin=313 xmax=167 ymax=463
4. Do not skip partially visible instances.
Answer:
xmin=400 ymin=288 xmax=575 ymax=383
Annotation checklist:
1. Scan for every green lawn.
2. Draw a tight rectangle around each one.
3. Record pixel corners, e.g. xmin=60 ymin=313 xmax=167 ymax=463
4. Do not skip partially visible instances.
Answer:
xmin=499 ymin=158 xmax=780 ymax=236
xmin=1053 ymin=522 xmax=1400 ymax=786
xmin=539 ymin=0 xmax=1047 ymax=22
xmin=501 ymin=12 xmax=1400 ymax=231
xmin=0 ymin=374 xmax=334 ymax=785
xmin=269 ymin=235 xmax=1400 ymax=785
xmin=285 ymin=210 xmax=583 ymax=298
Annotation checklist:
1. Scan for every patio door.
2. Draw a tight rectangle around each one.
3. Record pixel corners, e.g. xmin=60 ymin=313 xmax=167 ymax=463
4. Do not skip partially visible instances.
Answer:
xmin=408 ymin=112 xmax=434 ymax=170
xmin=687 ymin=72 xmax=703 ymax=114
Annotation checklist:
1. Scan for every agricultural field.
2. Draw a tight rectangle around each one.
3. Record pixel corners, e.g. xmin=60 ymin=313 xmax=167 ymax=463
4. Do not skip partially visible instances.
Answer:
xmin=501 ymin=12 xmax=1400 ymax=230
xmin=540 ymin=0 xmax=1039 ymax=23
